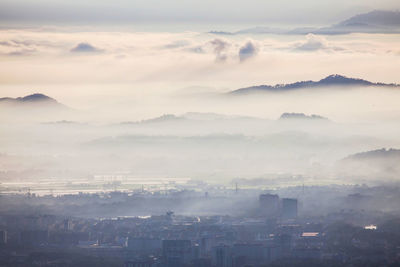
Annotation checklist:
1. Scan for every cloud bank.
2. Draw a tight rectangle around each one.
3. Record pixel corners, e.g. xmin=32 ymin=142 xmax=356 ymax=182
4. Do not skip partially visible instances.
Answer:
xmin=290 ymin=34 xmax=347 ymax=52
xmin=0 ymin=28 xmax=398 ymax=95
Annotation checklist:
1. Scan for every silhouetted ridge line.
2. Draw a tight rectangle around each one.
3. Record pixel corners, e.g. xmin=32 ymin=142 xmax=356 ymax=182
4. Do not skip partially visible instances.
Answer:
xmin=0 ymin=93 xmax=69 ymax=112
xmin=230 ymin=74 xmax=399 ymax=94
xmin=0 ymin=93 xmax=58 ymax=103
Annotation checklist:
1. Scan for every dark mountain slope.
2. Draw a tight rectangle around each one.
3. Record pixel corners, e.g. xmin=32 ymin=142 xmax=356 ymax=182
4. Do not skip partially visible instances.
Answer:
xmin=230 ymin=74 xmax=399 ymax=94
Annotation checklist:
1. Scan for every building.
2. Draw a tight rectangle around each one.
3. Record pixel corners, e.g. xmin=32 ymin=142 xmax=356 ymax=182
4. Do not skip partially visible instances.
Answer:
xmin=20 ymin=230 xmax=48 ymax=246
xmin=212 ymin=245 xmax=232 ymax=267
xmin=63 ymin=218 xmax=72 ymax=231
xmin=124 ymin=258 xmax=157 ymax=267
xmin=162 ymin=240 xmax=192 ymax=267
xmin=276 ymin=234 xmax=292 ymax=258
xmin=200 ymin=236 xmax=210 ymax=257
xmin=127 ymin=237 xmax=162 ymax=255
xmin=191 ymin=258 xmax=212 ymax=267
xmin=0 ymin=230 xmax=7 ymax=245
xmin=232 ymin=243 xmax=268 ymax=266
xmin=259 ymin=194 xmax=280 ymax=218
xmin=281 ymin=198 xmax=298 ymax=220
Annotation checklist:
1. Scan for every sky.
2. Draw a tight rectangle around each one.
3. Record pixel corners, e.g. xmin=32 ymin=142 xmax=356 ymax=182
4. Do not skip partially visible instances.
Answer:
xmin=0 ymin=0 xmax=399 ymax=26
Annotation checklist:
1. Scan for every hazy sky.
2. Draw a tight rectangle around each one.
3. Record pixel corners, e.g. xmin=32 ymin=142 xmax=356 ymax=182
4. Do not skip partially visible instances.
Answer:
xmin=1 ymin=0 xmax=399 ymax=26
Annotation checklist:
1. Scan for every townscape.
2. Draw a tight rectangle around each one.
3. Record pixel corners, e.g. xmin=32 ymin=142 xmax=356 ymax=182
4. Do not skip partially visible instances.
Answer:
xmin=1 ymin=182 xmax=400 ymax=267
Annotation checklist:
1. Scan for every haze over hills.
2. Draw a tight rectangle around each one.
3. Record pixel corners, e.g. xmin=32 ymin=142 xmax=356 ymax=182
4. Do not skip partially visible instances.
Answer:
xmin=114 ymin=112 xmax=330 ymax=136
xmin=0 ymin=92 xmax=398 ymax=181
xmin=120 ymin=112 xmax=265 ymax=125
xmin=338 ymin=148 xmax=400 ymax=180
xmin=210 ymin=10 xmax=400 ymax=35
xmin=230 ymin=74 xmax=399 ymax=95
xmin=343 ymin=148 xmax=400 ymax=161
xmin=120 ymin=114 xmax=184 ymax=125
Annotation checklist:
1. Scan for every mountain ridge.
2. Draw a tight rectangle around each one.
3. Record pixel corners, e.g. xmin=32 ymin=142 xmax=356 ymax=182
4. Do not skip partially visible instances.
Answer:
xmin=0 ymin=93 xmax=70 ymax=115
xmin=0 ymin=93 xmax=59 ymax=105
xmin=210 ymin=10 xmax=400 ymax=35
xmin=230 ymin=74 xmax=399 ymax=95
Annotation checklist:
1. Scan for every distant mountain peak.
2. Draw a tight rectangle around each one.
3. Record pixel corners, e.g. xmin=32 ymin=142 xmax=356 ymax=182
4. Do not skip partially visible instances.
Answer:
xmin=230 ymin=74 xmax=398 ymax=94
xmin=318 ymin=74 xmax=373 ymax=85
xmin=0 ymin=93 xmax=64 ymax=109
xmin=18 ymin=93 xmax=56 ymax=102
xmin=0 ymin=93 xmax=57 ymax=103
xmin=320 ymin=74 xmax=349 ymax=81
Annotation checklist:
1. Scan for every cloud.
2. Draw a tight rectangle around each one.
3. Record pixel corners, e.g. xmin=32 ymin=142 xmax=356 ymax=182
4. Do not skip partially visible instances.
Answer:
xmin=209 ymin=39 xmax=229 ymax=54
xmin=294 ymin=34 xmax=328 ymax=51
xmin=291 ymin=34 xmax=348 ymax=53
xmin=70 ymin=42 xmax=101 ymax=53
xmin=239 ymin=41 xmax=258 ymax=62
xmin=7 ymin=48 xmax=37 ymax=56
xmin=208 ymin=38 xmax=230 ymax=62
xmin=187 ymin=38 xmax=231 ymax=62
xmin=0 ymin=41 xmax=13 ymax=47
xmin=162 ymin=40 xmax=191 ymax=49
xmin=0 ymin=40 xmax=36 ymax=48
xmin=186 ymin=46 xmax=205 ymax=54
xmin=0 ymin=39 xmax=40 ymax=56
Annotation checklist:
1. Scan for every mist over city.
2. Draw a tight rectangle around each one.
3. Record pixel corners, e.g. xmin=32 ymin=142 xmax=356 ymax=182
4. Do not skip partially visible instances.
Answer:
xmin=1 ymin=1 xmax=400 ymax=266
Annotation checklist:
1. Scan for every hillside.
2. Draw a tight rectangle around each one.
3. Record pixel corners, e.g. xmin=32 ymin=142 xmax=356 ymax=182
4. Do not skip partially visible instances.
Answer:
xmin=230 ymin=74 xmax=398 ymax=94
xmin=0 ymin=93 xmax=62 ymax=107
